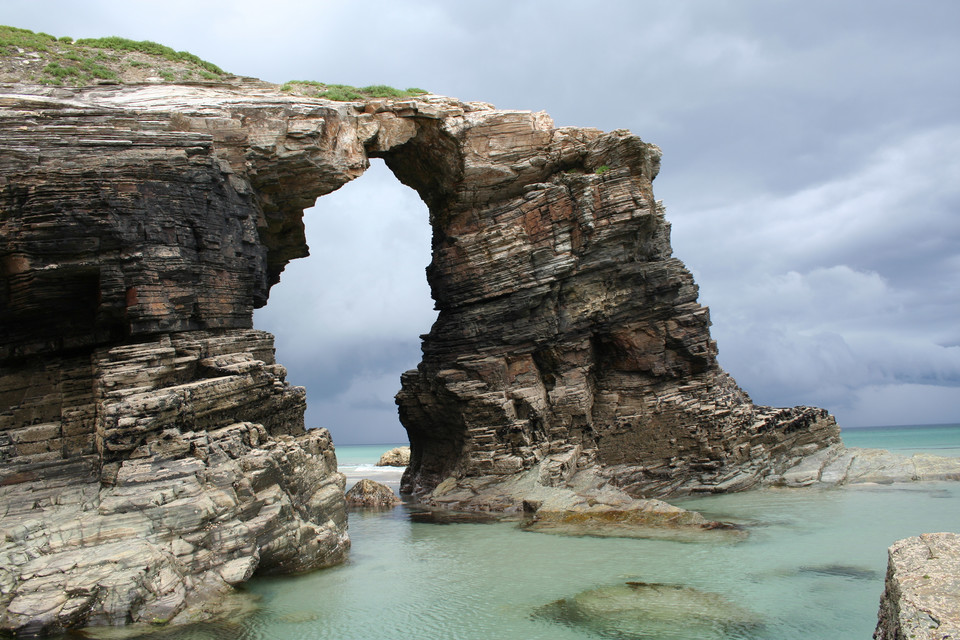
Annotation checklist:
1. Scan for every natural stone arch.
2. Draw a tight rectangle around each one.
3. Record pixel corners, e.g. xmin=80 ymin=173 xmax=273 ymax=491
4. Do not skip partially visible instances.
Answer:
xmin=336 ymin=102 xmax=839 ymax=504
xmin=0 ymin=85 xmax=841 ymax=499
xmin=10 ymin=81 xmax=959 ymax=637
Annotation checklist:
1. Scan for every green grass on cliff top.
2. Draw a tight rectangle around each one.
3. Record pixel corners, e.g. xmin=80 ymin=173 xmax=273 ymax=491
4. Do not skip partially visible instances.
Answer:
xmin=280 ymin=80 xmax=428 ymax=101
xmin=0 ymin=25 xmax=427 ymax=99
xmin=0 ymin=25 xmax=226 ymax=85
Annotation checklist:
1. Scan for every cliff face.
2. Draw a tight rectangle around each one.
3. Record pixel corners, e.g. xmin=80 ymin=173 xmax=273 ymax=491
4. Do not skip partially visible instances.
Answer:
xmin=0 ymin=84 xmax=364 ymax=635
xmin=381 ymin=108 xmax=841 ymax=504
xmin=1 ymin=81 xmax=842 ymax=633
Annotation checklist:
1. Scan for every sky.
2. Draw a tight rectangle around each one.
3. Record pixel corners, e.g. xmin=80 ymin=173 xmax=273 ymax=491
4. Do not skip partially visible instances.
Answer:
xmin=6 ymin=1 xmax=958 ymax=443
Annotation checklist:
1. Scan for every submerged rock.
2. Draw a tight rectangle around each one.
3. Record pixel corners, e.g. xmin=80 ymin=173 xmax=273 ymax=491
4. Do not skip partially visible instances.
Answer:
xmin=875 ymin=532 xmax=960 ymax=640
xmin=798 ymin=564 xmax=882 ymax=580
xmin=406 ymin=507 xmax=505 ymax=525
xmin=534 ymin=581 xmax=761 ymax=640
xmin=521 ymin=504 xmax=746 ymax=544
xmin=345 ymin=479 xmax=401 ymax=508
xmin=376 ymin=446 xmax=411 ymax=467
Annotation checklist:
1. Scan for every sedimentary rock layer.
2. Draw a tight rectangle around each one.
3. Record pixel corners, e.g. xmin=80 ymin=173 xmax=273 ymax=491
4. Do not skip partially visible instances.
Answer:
xmin=387 ymin=106 xmax=843 ymax=504
xmin=0 ymin=84 xmax=370 ymax=635
xmin=0 ymin=330 xmax=348 ymax=635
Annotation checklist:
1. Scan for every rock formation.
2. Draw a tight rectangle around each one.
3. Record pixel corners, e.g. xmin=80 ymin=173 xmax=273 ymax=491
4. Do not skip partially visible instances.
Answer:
xmin=875 ymin=532 xmax=960 ymax=640
xmin=0 ymin=78 xmax=869 ymax=633
xmin=344 ymin=478 xmax=401 ymax=508
xmin=376 ymin=446 xmax=410 ymax=467
xmin=0 ymin=83 xmax=371 ymax=636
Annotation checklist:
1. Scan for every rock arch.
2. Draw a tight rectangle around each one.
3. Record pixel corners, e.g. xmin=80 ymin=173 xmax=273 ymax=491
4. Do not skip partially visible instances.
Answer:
xmin=0 ymin=83 xmax=841 ymax=633
xmin=0 ymin=84 xmax=841 ymax=498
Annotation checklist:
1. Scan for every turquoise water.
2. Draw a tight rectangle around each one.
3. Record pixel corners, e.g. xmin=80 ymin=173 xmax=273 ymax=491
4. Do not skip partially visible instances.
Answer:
xmin=87 ymin=425 xmax=960 ymax=639
xmin=840 ymin=423 xmax=960 ymax=457
xmin=335 ymin=443 xmax=407 ymax=467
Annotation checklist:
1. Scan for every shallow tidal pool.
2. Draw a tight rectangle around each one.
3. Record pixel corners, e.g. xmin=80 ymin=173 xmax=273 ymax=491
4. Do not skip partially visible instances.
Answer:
xmin=76 ymin=425 xmax=960 ymax=640
xmin=99 ymin=480 xmax=960 ymax=640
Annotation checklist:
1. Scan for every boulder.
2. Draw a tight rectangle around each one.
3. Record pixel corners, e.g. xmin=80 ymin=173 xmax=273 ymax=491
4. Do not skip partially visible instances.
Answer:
xmin=345 ymin=479 xmax=402 ymax=508
xmin=875 ymin=532 xmax=960 ymax=640
xmin=376 ymin=446 xmax=411 ymax=467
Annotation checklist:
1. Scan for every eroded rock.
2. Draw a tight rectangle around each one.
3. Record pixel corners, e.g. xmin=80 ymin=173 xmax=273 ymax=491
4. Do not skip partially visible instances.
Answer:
xmin=0 ymin=331 xmax=348 ymax=636
xmin=770 ymin=446 xmax=960 ymax=488
xmin=345 ymin=478 xmax=401 ymax=508
xmin=875 ymin=532 xmax=960 ymax=640
xmin=0 ymin=80 xmax=857 ymax=634
xmin=522 ymin=505 xmax=745 ymax=544
xmin=376 ymin=446 xmax=410 ymax=467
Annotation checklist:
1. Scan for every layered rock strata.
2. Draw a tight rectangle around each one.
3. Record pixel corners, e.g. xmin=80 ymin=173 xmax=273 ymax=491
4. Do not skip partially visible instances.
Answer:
xmin=770 ymin=446 xmax=960 ymax=488
xmin=388 ymin=106 xmax=844 ymax=504
xmin=0 ymin=330 xmax=348 ymax=636
xmin=0 ymin=79 xmax=867 ymax=632
xmin=0 ymin=84 xmax=378 ymax=635
xmin=875 ymin=532 xmax=960 ymax=640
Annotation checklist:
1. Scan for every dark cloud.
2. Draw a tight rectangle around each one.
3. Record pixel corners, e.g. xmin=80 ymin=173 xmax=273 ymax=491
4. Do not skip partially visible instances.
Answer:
xmin=8 ymin=0 xmax=959 ymax=439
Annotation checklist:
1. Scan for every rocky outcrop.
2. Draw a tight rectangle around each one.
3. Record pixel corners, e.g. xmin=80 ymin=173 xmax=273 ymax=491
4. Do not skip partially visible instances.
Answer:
xmin=0 ymin=83 xmax=372 ymax=635
xmin=0 ymin=330 xmax=348 ymax=636
xmin=0 ymin=79 xmax=858 ymax=632
xmin=376 ymin=446 xmax=410 ymax=467
xmin=344 ymin=478 xmax=401 ymax=508
xmin=387 ymin=104 xmax=844 ymax=505
xmin=771 ymin=447 xmax=960 ymax=488
xmin=875 ymin=533 xmax=960 ymax=640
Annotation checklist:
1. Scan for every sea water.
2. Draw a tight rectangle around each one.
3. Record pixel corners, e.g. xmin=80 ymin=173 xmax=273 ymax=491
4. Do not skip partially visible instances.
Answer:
xmin=90 ymin=425 xmax=960 ymax=639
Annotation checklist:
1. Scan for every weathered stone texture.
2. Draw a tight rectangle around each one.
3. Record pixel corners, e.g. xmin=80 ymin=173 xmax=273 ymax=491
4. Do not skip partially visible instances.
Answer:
xmin=875 ymin=532 xmax=960 ymax=640
xmin=0 ymin=330 xmax=347 ymax=636
xmin=344 ymin=478 xmax=401 ymax=508
xmin=389 ymin=110 xmax=844 ymax=504
xmin=376 ymin=445 xmax=410 ymax=467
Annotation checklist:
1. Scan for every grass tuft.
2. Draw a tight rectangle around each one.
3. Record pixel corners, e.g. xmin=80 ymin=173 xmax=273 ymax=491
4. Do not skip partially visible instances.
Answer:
xmin=281 ymin=80 xmax=429 ymax=101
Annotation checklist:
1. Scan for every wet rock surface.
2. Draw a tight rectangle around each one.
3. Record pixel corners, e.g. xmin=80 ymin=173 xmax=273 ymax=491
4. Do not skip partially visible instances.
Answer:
xmin=770 ymin=446 xmax=960 ymax=488
xmin=522 ymin=506 xmax=746 ymax=544
xmin=875 ymin=532 xmax=960 ymax=640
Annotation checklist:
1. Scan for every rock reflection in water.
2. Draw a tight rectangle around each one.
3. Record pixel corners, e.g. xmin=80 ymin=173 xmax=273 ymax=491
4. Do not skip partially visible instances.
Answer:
xmin=405 ymin=506 xmax=506 ymax=525
xmin=534 ymin=581 xmax=762 ymax=640
xmin=520 ymin=510 xmax=748 ymax=544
